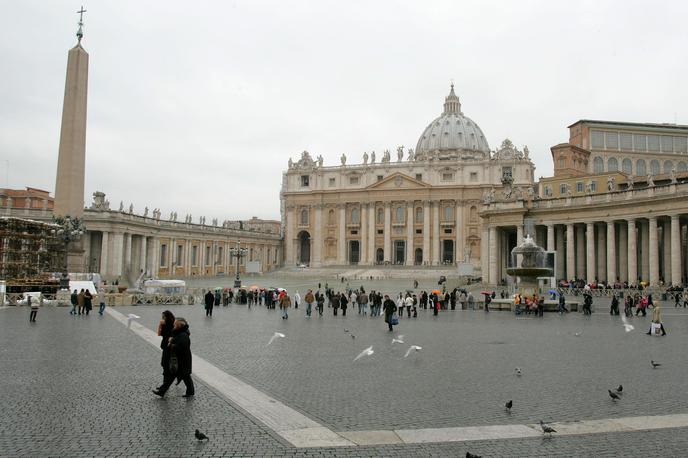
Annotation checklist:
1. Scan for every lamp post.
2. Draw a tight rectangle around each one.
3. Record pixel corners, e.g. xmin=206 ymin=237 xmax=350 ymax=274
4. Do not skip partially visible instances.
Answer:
xmin=229 ymin=240 xmax=248 ymax=288
xmin=53 ymin=215 xmax=86 ymax=290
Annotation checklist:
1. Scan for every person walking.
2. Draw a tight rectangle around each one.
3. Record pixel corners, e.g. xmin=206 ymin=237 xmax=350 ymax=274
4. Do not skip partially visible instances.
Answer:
xmin=558 ymin=293 xmax=568 ymax=314
xmin=279 ymin=292 xmax=291 ymax=319
xmin=155 ymin=310 xmax=175 ymax=391
xmin=204 ymin=289 xmax=214 ymax=317
xmin=304 ymin=289 xmax=314 ymax=318
xmin=293 ymin=290 xmax=300 ymax=310
xmin=77 ymin=289 xmax=85 ymax=315
xmin=332 ymin=293 xmax=340 ymax=316
xmin=28 ymin=295 xmax=38 ymax=322
xmin=383 ymin=295 xmax=397 ymax=332
xmin=340 ymin=293 xmax=349 ymax=316
xmin=610 ymin=294 xmax=619 ymax=316
xmin=98 ymin=287 xmax=106 ymax=315
xmin=404 ymin=293 xmax=413 ymax=318
xmin=467 ymin=292 xmax=475 ymax=311
xmin=153 ymin=317 xmax=194 ymax=398
xmin=84 ymin=289 xmax=93 ymax=315
xmin=70 ymin=289 xmax=78 ymax=315
xmin=316 ymin=291 xmax=324 ymax=316
xmin=647 ymin=302 xmax=667 ymax=336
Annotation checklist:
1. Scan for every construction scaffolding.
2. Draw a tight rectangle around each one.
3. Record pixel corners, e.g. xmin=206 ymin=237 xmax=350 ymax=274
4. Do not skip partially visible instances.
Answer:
xmin=0 ymin=217 xmax=64 ymax=292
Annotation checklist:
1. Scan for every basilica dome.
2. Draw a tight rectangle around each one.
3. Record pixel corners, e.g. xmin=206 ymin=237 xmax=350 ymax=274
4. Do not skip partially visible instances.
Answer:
xmin=415 ymin=85 xmax=490 ymax=160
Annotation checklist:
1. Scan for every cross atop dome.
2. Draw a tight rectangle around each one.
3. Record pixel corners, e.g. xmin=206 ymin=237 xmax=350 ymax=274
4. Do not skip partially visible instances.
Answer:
xmin=443 ymin=82 xmax=462 ymax=115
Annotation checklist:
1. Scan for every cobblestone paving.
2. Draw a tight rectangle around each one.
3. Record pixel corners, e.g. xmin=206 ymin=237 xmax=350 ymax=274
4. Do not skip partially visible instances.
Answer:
xmin=1 ymin=304 xmax=687 ymax=456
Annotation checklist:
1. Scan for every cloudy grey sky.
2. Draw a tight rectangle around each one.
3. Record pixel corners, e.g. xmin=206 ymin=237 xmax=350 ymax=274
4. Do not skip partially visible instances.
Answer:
xmin=1 ymin=1 xmax=687 ymax=221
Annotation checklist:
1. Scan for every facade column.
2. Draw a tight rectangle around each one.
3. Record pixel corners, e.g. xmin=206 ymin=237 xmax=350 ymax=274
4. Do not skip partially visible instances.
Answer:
xmin=649 ymin=217 xmax=659 ymax=286
xmin=313 ymin=204 xmax=322 ymax=267
xmin=285 ymin=207 xmax=295 ymax=265
xmin=367 ymin=203 xmax=375 ymax=264
xmin=566 ymin=224 xmax=575 ymax=281
xmin=422 ymin=201 xmax=430 ymax=265
xmin=112 ymin=232 xmax=124 ymax=277
xmin=671 ymin=215 xmax=682 ymax=286
xmin=555 ymin=226 xmax=565 ymax=280
xmin=405 ymin=202 xmax=414 ymax=266
xmin=546 ymin=224 xmax=555 ymax=252
xmin=360 ymin=203 xmax=368 ymax=266
xmin=139 ymin=235 xmax=147 ymax=276
xmin=338 ymin=205 xmax=346 ymax=264
xmin=488 ymin=227 xmax=498 ymax=285
xmin=455 ymin=201 xmax=463 ymax=263
xmin=640 ymin=221 xmax=649 ymax=282
xmin=432 ymin=202 xmax=440 ymax=265
xmin=618 ymin=222 xmax=628 ymax=282
xmin=628 ymin=219 xmax=637 ymax=285
xmin=576 ymin=225 xmax=586 ymax=279
xmin=606 ymin=221 xmax=616 ymax=284
xmin=383 ymin=203 xmax=391 ymax=263
xmin=100 ymin=231 xmax=109 ymax=276
xmin=586 ymin=223 xmax=595 ymax=284
xmin=663 ymin=221 xmax=671 ymax=284
xmin=124 ymin=233 xmax=132 ymax=276
xmin=481 ymin=227 xmax=489 ymax=281
xmin=597 ymin=224 xmax=606 ymax=283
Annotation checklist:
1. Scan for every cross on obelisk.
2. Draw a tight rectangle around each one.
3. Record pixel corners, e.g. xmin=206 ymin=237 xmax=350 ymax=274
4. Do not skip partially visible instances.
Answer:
xmin=76 ymin=6 xmax=87 ymax=42
xmin=77 ymin=6 xmax=87 ymax=22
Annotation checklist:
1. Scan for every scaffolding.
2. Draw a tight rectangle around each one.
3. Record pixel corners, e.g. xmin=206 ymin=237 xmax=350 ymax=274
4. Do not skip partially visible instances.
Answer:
xmin=0 ymin=217 xmax=64 ymax=291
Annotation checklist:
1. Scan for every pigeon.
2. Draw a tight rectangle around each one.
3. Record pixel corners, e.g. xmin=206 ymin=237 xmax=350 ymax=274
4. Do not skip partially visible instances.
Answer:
xmin=621 ymin=314 xmax=635 ymax=332
xmin=391 ymin=337 xmax=405 ymax=344
xmin=344 ymin=329 xmax=350 ymax=333
xmin=266 ymin=332 xmax=286 ymax=346
xmin=403 ymin=345 xmax=422 ymax=358
xmin=126 ymin=314 xmax=140 ymax=328
xmin=466 ymin=453 xmax=482 ymax=458
xmin=651 ymin=360 xmax=661 ymax=369
xmin=574 ymin=331 xmax=582 ymax=337
xmin=608 ymin=389 xmax=621 ymax=401
xmin=353 ymin=346 xmax=374 ymax=362
xmin=616 ymin=384 xmax=623 ymax=393
xmin=539 ymin=420 xmax=556 ymax=435
xmin=350 ymin=334 xmax=356 ymax=339
xmin=195 ymin=429 xmax=209 ymax=441
xmin=515 ymin=367 xmax=522 ymax=376
xmin=505 ymin=400 xmax=513 ymax=412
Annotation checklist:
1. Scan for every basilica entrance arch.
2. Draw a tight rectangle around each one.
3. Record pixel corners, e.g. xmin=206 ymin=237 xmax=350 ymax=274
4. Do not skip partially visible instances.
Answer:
xmin=442 ymin=240 xmax=454 ymax=264
xmin=393 ymin=240 xmax=406 ymax=265
xmin=415 ymin=248 xmax=423 ymax=265
xmin=349 ymin=240 xmax=360 ymax=264
xmin=376 ymin=248 xmax=384 ymax=264
xmin=297 ymin=231 xmax=311 ymax=265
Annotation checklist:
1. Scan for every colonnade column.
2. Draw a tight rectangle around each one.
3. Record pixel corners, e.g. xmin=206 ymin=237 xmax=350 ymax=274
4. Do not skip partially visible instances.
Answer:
xmin=338 ymin=205 xmax=346 ymax=264
xmin=285 ymin=207 xmax=294 ymax=265
xmin=367 ymin=204 xmax=375 ymax=264
xmin=606 ymin=221 xmax=616 ymax=284
xmin=432 ymin=202 xmax=440 ymax=265
xmin=405 ymin=202 xmax=414 ymax=266
xmin=360 ymin=203 xmax=368 ymax=265
xmin=555 ymin=226 xmax=565 ymax=280
xmin=576 ymin=226 xmax=586 ymax=279
xmin=663 ymin=221 xmax=671 ymax=284
xmin=488 ymin=227 xmax=498 ymax=285
xmin=597 ymin=225 xmax=606 ymax=282
xmin=383 ymin=203 xmax=391 ymax=263
xmin=628 ymin=219 xmax=637 ymax=285
xmin=313 ymin=204 xmax=322 ymax=267
xmin=422 ymin=201 xmax=430 ymax=265
xmin=124 ymin=233 xmax=132 ymax=276
xmin=671 ymin=215 xmax=682 ymax=286
xmin=649 ymin=217 xmax=659 ymax=286
xmin=566 ymin=224 xmax=575 ymax=281
xmin=112 ymin=232 xmax=124 ymax=277
xmin=618 ymin=223 xmax=628 ymax=282
xmin=586 ymin=223 xmax=595 ymax=283
xmin=455 ymin=201 xmax=463 ymax=263
xmin=481 ymin=227 xmax=489 ymax=281
xmin=546 ymin=224 xmax=554 ymax=252
xmin=100 ymin=231 xmax=109 ymax=276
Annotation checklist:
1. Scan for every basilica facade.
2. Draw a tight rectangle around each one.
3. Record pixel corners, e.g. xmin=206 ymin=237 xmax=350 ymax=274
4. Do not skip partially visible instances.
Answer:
xmin=280 ymin=86 xmax=535 ymax=268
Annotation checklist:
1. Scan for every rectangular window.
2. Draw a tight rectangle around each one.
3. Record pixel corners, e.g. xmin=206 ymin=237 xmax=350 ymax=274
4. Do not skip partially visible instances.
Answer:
xmin=501 ymin=166 xmax=512 ymax=180
xmin=675 ymin=136 xmax=687 ymax=153
xmin=605 ymin=132 xmax=618 ymax=149
xmin=469 ymin=172 xmax=478 ymax=181
xmin=205 ymin=246 xmax=211 ymax=265
xmin=300 ymin=175 xmax=309 ymax=187
xmin=647 ymin=135 xmax=660 ymax=151
xmin=415 ymin=173 xmax=422 ymax=181
xmin=217 ymin=246 xmax=223 ymax=265
xmin=160 ymin=244 xmax=168 ymax=267
xmin=544 ymin=185 xmax=552 ymax=197
xmin=377 ymin=175 xmax=384 ymax=181
xmin=192 ymin=246 xmax=198 ymax=266
xmin=620 ymin=132 xmax=633 ymax=150
xmin=415 ymin=229 xmax=422 ymax=234
xmin=351 ymin=230 xmax=358 ymax=235
xmin=442 ymin=172 xmax=454 ymax=181
xmin=176 ymin=245 xmax=183 ymax=266
xmin=377 ymin=229 xmax=383 ymax=235
xmin=576 ymin=182 xmax=583 ymax=193
xmin=328 ymin=177 xmax=335 ymax=187
xmin=560 ymin=184 xmax=567 ymax=194
xmin=443 ymin=229 xmax=452 ymax=234
xmin=558 ymin=158 xmax=565 ymax=168
xmin=661 ymin=136 xmax=674 ymax=152
xmin=349 ymin=176 xmax=359 ymax=185
xmin=633 ymin=134 xmax=646 ymax=151
xmin=590 ymin=181 xmax=596 ymax=192
xmin=591 ymin=130 xmax=604 ymax=148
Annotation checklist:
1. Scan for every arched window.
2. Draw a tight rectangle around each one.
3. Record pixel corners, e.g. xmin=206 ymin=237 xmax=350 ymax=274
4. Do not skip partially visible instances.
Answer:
xmin=395 ymin=206 xmax=404 ymax=223
xmin=677 ymin=161 xmax=687 ymax=172
xmin=593 ymin=157 xmax=604 ymax=173
xmin=415 ymin=207 xmax=423 ymax=223
xmin=664 ymin=160 xmax=674 ymax=174
xmin=636 ymin=159 xmax=646 ymax=176
xmin=622 ymin=158 xmax=632 ymax=174
xmin=300 ymin=208 xmax=309 ymax=225
xmin=351 ymin=207 xmax=359 ymax=224
xmin=607 ymin=157 xmax=618 ymax=172
xmin=470 ymin=206 xmax=478 ymax=222
xmin=376 ymin=208 xmax=384 ymax=224
xmin=328 ymin=209 xmax=335 ymax=225
xmin=650 ymin=160 xmax=660 ymax=175
xmin=444 ymin=206 xmax=453 ymax=221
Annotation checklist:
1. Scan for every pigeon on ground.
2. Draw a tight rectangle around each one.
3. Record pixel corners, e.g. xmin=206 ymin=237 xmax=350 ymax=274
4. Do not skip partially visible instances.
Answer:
xmin=515 ymin=367 xmax=522 ymax=376
xmin=353 ymin=346 xmax=374 ymax=362
xmin=616 ymin=384 xmax=623 ymax=393
xmin=621 ymin=314 xmax=635 ymax=332
xmin=466 ymin=452 xmax=482 ymax=458
xmin=539 ymin=420 xmax=556 ymax=435
xmin=651 ymin=360 xmax=661 ymax=369
xmin=126 ymin=314 xmax=140 ymax=328
xmin=505 ymin=400 xmax=513 ymax=412
xmin=608 ymin=389 xmax=621 ymax=401
xmin=574 ymin=331 xmax=582 ymax=337
xmin=344 ymin=329 xmax=349 ymax=333
xmin=351 ymin=334 xmax=356 ymax=339
xmin=403 ymin=345 xmax=422 ymax=358
xmin=195 ymin=429 xmax=209 ymax=441
xmin=266 ymin=332 xmax=286 ymax=346
xmin=391 ymin=337 xmax=405 ymax=344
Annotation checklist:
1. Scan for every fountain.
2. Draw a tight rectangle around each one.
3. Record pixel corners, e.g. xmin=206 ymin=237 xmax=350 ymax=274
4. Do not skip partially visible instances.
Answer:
xmin=506 ymin=234 xmax=553 ymax=307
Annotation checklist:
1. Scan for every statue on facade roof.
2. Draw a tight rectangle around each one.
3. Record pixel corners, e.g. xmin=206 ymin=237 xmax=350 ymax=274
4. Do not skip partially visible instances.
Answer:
xmin=370 ymin=151 xmax=376 ymax=164
xmin=382 ymin=150 xmax=391 ymax=163
xmin=626 ymin=175 xmax=634 ymax=190
xmin=397 ymin=146 xmax=404 ymax=162
xmin=128 ymin=203 xmax=134 ymax=214
xmin=144 ymin=206 xmax=149 ymax=217
xmin=119 ymin=201 xmax=124 ymax=212
xmin=317 ymin=155 xmax=323 ymax=167
xmin=363 ymin=151 xmax=368 ymax=165
xmin=288 ymin=157 xmax=293 ymax=169
xmin=607 ymin=176 xmax=616 ymax=192
xmin=670 ymin=168 xmax=678 ymax=184
xmin=647 ymin=174 xmax=655 ymax=187
xmin=407 ymin=148 xmax=415 ymax=161
xmin=523 ymin=145 xmax=530 ymax=160
xmin=340 ymin=153 xmax=347 ymax=165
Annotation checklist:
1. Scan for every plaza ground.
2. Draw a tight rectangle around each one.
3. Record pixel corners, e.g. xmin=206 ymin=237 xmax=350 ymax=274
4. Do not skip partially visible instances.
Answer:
xmin=1 ymin=274 xmax=687 ymax=457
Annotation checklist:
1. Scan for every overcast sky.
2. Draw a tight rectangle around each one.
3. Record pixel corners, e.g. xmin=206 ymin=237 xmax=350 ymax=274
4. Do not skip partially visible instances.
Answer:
xmin=2 ymin=0 xmax=687 ymax=221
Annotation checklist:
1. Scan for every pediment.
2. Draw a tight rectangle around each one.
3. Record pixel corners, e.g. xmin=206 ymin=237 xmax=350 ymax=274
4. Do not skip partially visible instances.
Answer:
xmin=366 ymin=173 xmax=431 ymax=190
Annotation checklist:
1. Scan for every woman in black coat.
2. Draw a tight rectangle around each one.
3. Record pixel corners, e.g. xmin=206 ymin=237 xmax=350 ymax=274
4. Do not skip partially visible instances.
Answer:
xmin=153 ymin=317 xmax=194 ymax=397
xmin=155 ymin=310 xmax=175 ymax=390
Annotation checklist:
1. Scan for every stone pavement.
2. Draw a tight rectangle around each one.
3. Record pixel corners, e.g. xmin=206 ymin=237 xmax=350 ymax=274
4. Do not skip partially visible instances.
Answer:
xmin=1 ymin=302 xmax=687 ymax=457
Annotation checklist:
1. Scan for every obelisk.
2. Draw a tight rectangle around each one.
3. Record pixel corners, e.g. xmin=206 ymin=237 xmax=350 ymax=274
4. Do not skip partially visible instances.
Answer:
xmin=54 ymin=9 xmax=89 ymax=218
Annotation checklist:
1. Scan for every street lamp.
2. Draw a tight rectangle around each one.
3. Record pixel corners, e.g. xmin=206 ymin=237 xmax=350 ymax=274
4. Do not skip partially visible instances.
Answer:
xmin=229 ymin=240 xmax=248 ymax=288
xmin=53 ymin=215 xmax=86 ymax=290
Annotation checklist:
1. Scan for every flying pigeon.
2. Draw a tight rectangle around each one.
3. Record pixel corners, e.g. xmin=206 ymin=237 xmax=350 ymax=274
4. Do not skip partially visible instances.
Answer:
xmin=195 ymin=429 xmax=209 ymax=441
xmin=344 ymin=329 xmax=350 ymax=333
xmin=608 ymin=389 xmax=621 ymax=401
xmin=616 ymin=384 xmax=623 ymax=393
xmin=574 ymin=331 xmax=582 ymax=337
xmin=266 ymin=332 xmax=286 ymax=346
xmin=354 ymin=346 xmax=374 ymax=362
xmin=515 ymin=367 xmax=522 ymax=376
xmin=466 ymin=452 xmax=482 ymax=458
xmin=651 ymin=360 xmax=661 ymax=369
xmin=539 ymin=420 xmax=556 ymax=435
xmin=403 ymin=345 xmax=422 ymax=358
xmin=126 ymin=314 xmax=140 ymax=328
xmin=351 ymin=334 xmax=356 ymax=339
xmin=621 ymin=314 xmax=635 ymax=332
xmin=391 ymin=337 xmax=405 ymax=344
xmin=505 ymin=400 xmax=513 ymax=412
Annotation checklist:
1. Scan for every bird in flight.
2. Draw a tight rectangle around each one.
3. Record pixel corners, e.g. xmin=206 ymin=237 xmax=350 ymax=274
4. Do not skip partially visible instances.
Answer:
xmin=195 ymin=429 xmax=209 ymax=441
xmin=621 ymin=314 xmax=634 ymax=332
xmin=391 ymin=336 xmax=405 ymax=344
xmin=404 ymin=345 xmax=422 ymax=358
xmin=515 ymin=367 xmax=522 ymax=376
xmin=615 ymin=384 xmax=623 ymax=394
xmin=266 ymin=332 xmax=286 ymax=346
xmin=539 ymin=420 xmax=556 ymax=435
xmin=608 ymin=389 xmax=621 ymax=401
xmin=126 ymin=314 xmax=140 ymax=328
xmin=354 ymin=346 xmax=374 ymax=362
xmin=505 ymin=400 xmax=513 ymax=412
xmin=466 ymin=452 xmax=482 ymax=458
xmin=651 ymin=360 xmax=661 ymax=369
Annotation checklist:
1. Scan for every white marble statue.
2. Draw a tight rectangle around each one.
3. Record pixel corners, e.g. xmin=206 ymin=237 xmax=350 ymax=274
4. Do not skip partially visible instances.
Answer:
xmin=144 ymin=206 xmax=149 ymax=217
xmin=370 ymin=151 xmax=376 ymax=163
xmin=382 ymin=150 xmax=391 ymax=163
xmin=317 ymin=155 xmax=324 ymax=167
xmin=607 ymin=176 xmax=616 ymax=191
xmin=128 ymin=203 xmax=133 ymax=214
xmin=363 ymin=151 xmax=368 ymax=165
xmin=407 ymin=148 xmax=415 ymax=161
xmin=288 ymin=158 xmax=293 ymax=169
xmin=523 ymin=146 xmax=530 ymax=160
xmin=396 ymin=146 xmax=404 ymax=162
xmin=119 ymin=201 xmax=124 ymax=212
xmin=670 ymin=168 xmax=678 ymax=184
xmin=626 ymin=175 xmax=634 ymax=190
xmin=647 ymin=174 xmax=655 ymax=187
xmin=340 ymin=153 xmax=346 ymax=165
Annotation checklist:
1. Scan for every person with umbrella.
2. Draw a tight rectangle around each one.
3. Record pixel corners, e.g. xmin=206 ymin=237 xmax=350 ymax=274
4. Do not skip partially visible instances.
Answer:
xmin=481 ymin=291 xmax=493 ymax=312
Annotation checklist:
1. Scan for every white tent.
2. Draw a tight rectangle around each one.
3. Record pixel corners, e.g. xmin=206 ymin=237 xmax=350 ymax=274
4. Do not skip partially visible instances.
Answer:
xmin=144 ymin=279 xmax=186 ymax=294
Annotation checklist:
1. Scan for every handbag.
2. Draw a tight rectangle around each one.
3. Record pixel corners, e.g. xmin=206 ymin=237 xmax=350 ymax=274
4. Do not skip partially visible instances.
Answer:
xmin=391 ymin=312 xmax=399 ymax=326
xmin=651 ymin=322 xmax=662 ymax=336
xmin=169 ymin=354 xmax=179 ymax=374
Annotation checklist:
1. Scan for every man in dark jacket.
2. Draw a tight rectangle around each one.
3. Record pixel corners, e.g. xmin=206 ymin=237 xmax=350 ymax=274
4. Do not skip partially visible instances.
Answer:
xmin=383 ymin=295 xmax=397 ymax=332
xmin=204 ymin=290 xmax=214 ymax=317
xmin=153 ymin=318 xmax=194 ymax=397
